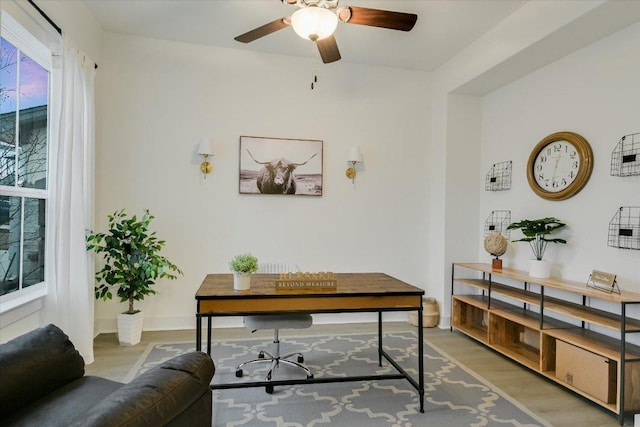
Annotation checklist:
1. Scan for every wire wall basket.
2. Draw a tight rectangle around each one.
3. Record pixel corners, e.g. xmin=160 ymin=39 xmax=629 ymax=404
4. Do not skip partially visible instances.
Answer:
xmin=484 ymin=210 xmax=511 ymax=238
xmin=485 ymin=161 xmax=512 ymax=191
xmin=611 ymin=133 xmax=640 ymax=177
xmin=608 ymin=206 xmax=640 ymax=250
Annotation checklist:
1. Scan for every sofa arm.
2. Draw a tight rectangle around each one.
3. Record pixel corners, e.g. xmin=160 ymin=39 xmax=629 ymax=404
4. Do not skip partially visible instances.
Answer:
xmin=0 ymin=324 xmax=85 ymax=420
xmin=72 ymin=351 xmax=215 ymax=427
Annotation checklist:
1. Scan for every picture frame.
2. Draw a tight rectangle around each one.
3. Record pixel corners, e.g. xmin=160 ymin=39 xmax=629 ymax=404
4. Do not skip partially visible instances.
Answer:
xmin=239 ymin=136 xmax=323 ymax=196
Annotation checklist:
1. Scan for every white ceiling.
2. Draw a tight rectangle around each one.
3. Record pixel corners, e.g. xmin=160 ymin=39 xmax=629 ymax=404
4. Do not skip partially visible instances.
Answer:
xmin=82 ymin=0 xmax=527 ymax=72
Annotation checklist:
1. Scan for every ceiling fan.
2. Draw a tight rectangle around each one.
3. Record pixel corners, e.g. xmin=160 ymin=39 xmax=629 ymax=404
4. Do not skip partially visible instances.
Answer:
xmin=234 ymin=0 xmax=418 ymax=64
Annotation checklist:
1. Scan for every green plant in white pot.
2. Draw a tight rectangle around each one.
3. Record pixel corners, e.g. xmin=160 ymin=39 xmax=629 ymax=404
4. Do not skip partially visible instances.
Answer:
xmin=87 ymin=209 xmax=182 ymax=345
xmin=506 ymin=217 xmax=566 ymax=278
xmin=229 ymin=253 xmax=258 ymax=290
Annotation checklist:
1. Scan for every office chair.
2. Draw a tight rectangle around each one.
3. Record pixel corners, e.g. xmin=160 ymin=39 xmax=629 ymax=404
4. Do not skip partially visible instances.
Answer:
xmin=235 ymin=262 xmax=313 ymax=393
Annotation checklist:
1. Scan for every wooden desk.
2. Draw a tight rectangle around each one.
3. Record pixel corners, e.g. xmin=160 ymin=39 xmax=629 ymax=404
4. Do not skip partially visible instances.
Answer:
xmin=195 ymin=272 xmax=425 ymax=412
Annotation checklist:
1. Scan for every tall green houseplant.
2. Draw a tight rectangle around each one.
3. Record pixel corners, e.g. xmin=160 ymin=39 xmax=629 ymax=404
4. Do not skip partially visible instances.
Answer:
xmin=87 ymin=209 xmax=183 ymax=314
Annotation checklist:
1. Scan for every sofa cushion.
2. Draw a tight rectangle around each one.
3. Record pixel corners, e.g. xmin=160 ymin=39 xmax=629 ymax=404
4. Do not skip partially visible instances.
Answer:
xmin=1 ymin=376 xmax=122 ymax=427
xmin=0 ymin=324 xmax=85 ymax=419
xmin=72 ymin=351 xmax=215 ymax=427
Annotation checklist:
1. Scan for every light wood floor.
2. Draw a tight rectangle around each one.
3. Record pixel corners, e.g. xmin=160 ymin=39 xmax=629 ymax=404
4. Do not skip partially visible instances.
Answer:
xmin=86 ymin=322 xmax=625 ymax=426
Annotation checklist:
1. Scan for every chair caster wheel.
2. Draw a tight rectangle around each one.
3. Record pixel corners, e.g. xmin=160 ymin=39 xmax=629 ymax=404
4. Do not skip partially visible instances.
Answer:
xmin=307 ymin=374 xmax=314 ymax=380
xmin=297 ymin=355 xmax=304 ymax=363
xmin=266 ymin=385 xmax=274 ymax=394
xmin=235 ymin=369 xmax=243 ymax=378
xmin=258 ymin=352 xmax=265 ymax=359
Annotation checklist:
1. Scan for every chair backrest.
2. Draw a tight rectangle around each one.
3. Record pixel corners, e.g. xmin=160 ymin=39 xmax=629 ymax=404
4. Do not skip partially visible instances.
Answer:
xmin=257 ymin=262 xmax=299 ymax=274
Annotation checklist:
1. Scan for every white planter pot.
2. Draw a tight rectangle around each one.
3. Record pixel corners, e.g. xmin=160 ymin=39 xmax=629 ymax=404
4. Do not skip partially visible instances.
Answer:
xmin=233 ymin=272 xmax=252 ymax=290
xmin=529 ymin=259 xmax=551 ymax=278
xmin=117 ymin=311 xmax=144 ymax=346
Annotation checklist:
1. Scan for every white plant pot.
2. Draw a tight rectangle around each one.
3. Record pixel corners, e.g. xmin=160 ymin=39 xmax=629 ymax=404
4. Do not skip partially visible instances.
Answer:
xmin=117 ymin=311 xmax=144 ymax=346
xmin=233 ymin=272 xmax=252 ymax=290
xmin=529 ymin=259 xmax=551 ymax=278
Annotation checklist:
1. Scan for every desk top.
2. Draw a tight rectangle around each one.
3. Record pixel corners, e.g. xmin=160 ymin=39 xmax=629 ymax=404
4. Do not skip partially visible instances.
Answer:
xmin=196 ymin=272 xmax=424 ymax=300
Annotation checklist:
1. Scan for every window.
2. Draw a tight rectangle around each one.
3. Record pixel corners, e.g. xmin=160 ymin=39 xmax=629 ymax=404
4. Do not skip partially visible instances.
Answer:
xmin=0 ymin=15 xmax=51 ymax=302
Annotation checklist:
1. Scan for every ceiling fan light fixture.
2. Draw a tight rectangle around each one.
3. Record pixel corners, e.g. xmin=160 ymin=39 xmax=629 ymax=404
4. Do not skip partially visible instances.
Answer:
xmin=291 ymin=6 xmax=338 ymax=41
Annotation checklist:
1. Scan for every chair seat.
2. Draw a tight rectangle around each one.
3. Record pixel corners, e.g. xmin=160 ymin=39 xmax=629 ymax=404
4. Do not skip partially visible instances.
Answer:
xmin=244 ymin=314 xmax=312 ymax=331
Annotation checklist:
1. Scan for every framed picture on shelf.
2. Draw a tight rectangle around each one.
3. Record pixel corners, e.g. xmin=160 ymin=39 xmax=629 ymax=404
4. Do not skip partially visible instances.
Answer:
xmin=239 ymin=136 xmax=323 ymax=196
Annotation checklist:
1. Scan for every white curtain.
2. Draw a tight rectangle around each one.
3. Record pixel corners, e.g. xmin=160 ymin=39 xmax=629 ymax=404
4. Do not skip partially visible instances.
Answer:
xmin=46 ymin=35 xmax=96 ymax=363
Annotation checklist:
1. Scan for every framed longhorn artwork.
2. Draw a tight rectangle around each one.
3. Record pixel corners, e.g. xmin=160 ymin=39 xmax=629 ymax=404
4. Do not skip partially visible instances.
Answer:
xmin=239 ymin=136 xmax=323 ymax=196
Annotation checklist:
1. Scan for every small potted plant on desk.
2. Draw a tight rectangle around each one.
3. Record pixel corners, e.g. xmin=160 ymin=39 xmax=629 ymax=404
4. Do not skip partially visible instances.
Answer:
xmin=229 ymin=253 xmax=258 ymax=290
xmin=87 ymin=209 xmax=182 ymax=345
xmin=507 ymin=217 xmax=566 ymax=278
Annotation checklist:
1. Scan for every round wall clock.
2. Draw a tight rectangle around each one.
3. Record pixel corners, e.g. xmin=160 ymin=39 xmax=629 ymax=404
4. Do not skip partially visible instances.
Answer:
xmin=527 ymin=131 xmax=593 ymax=201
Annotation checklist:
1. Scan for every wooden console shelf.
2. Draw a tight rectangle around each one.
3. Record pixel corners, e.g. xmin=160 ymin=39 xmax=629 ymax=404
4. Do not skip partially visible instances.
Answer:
xmin=452 ymin=263 xmax=640 ymax=425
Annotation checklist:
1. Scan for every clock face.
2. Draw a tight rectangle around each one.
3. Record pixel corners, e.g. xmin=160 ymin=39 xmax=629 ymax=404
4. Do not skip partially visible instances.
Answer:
xmin=533 ymin=140 xmax=580 ymax=193
xmin=527 ymin=132 xmax=593 ymax=201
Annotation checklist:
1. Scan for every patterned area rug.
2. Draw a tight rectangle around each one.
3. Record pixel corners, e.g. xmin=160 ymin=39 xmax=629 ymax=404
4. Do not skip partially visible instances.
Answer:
xmin=125 ymin=331 xmax=550 ymax=427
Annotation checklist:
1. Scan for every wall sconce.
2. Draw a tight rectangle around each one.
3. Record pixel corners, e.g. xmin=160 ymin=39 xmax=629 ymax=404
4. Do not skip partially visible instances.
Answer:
xmin=346 ymin=147 xmax=363 ymax=183
xmin=197 ymin=138 xmax=214 ymax=179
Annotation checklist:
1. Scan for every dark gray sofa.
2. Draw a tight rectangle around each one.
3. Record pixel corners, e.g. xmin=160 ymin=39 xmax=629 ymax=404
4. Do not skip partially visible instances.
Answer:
xmin=0 ymin=324 xmax=215 ymax=427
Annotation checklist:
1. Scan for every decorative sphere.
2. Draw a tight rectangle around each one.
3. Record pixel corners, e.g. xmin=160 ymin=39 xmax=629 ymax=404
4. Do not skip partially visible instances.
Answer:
xmin=484 ymin=233 xmax=508 ymax=257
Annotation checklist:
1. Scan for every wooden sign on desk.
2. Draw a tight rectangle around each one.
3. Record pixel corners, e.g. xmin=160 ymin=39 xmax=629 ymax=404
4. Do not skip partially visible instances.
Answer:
xmin=276 ymin=272 xmax=337 ymax=290
xmin=586 ymin=270 xmax=619 ymax=294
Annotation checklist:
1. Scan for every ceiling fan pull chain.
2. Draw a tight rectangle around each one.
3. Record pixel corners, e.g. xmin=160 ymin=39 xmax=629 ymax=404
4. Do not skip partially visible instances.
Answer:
xmin=310 ymin=42 xmax=320 ymax=90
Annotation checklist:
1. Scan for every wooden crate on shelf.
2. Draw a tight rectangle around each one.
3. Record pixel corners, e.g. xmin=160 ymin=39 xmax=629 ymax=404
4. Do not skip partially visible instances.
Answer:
xmin=489 ymin=314 xmax=540 ymax=369
xmin=452 ymin=296 xmax=488 ymax=342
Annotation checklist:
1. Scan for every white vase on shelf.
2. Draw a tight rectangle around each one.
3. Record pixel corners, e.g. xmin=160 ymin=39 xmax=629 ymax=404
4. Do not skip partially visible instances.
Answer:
xmin=529 ymin=259 xmax=551 ymax=278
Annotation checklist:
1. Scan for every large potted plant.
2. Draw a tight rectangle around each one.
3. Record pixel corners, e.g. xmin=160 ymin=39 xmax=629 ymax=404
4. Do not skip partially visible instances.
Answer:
xmin=229 ymin=253 xmax=258 ymax=290
xmin=507 ymin=217 xmax=566 ymax=278
xmin=87 ymin=209 xmax=182 ymax=345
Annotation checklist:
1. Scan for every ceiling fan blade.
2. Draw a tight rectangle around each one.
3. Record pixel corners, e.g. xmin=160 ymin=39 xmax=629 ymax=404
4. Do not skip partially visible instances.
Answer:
xmin=344 ymin=6 xmax=417 ymax=31
xmin=234 ymin=17 xmax=290 ymax=43
xmin=316 ymin=35 xmax=341 ymax=64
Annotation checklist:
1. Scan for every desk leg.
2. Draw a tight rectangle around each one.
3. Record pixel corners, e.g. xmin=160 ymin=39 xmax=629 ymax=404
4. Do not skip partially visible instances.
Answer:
xmin=207 ymin=316 xmax=212 ymax=355
xmin=196 ymin=314 xmax=202 ymax=352
xmin=378 ymin=311 xmax=383 ymax=367
xmin=418 ymin=306 xmax=425 ymax=413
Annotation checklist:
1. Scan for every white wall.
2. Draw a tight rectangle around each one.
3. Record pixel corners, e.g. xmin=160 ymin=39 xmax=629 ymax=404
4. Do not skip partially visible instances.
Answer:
xmin=94 ymin=33 xmax=431 ymax=332
xmin=480 ymin=21 xmax=640 ymax=291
